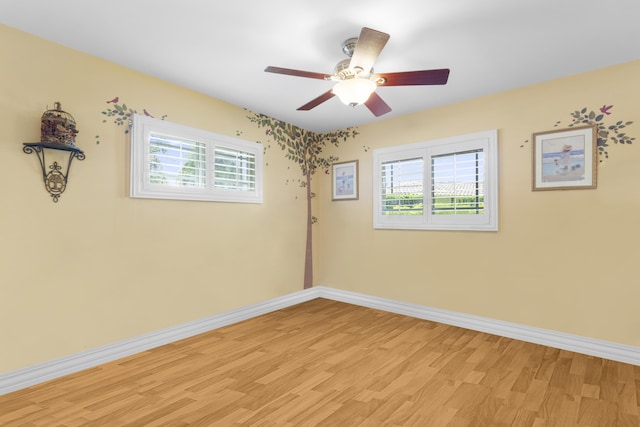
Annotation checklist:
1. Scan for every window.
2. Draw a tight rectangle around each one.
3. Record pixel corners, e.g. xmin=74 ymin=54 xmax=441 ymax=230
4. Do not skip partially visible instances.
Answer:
xmin=131 ymin=114 xmax=263 ymax=203
xmin=373 ymin=130 xmax=498 ymax=231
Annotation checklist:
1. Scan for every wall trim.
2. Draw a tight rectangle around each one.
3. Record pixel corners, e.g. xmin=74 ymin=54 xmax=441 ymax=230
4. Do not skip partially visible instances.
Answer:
xmin=2 ymin=286 xmax=639 ymax=396
xmin=0 ymin=289 xmax=319 ymax=396
xmin=314 ymin=287 xmax=640 ymax=367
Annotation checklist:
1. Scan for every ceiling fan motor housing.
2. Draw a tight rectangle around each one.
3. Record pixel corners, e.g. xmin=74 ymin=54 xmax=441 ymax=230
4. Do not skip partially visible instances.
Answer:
xmin=333 ymin=58 xmax=373 ymax=80
xmin=341 ymin=37 xmax=358 ymax=57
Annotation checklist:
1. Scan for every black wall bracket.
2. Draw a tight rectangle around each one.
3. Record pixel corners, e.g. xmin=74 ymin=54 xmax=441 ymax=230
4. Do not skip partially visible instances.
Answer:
xmin=23 ymin=142 xmax=85 ymax=202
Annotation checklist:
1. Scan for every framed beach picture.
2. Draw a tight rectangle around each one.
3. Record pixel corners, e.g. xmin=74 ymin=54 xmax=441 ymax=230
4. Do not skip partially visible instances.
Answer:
xmin=532 ymin=125 xmax=597 ymax=191
xmin=332 ymin=160 xmax=359 ymax=200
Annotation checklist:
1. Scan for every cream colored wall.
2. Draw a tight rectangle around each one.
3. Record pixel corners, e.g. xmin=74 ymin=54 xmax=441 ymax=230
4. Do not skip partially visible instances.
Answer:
xmin=0 ymin=25 xmax=308 ymax=373
xmin=317 ymin=60 xmax=640 ymax=348
xmin=2 ymin=22 xmax=638 ymax=376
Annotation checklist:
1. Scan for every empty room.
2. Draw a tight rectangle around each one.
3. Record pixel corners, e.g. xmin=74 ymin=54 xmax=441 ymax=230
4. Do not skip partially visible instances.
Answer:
xmin=1 ymin=1 xmax=639 ymax=425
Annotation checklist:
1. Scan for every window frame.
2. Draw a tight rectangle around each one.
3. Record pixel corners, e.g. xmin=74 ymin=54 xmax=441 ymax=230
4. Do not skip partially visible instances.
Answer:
xmin=373 ymin=130 xmax=498 ymax=231
xmin=130 ymin=114 xmax=263 ymax=203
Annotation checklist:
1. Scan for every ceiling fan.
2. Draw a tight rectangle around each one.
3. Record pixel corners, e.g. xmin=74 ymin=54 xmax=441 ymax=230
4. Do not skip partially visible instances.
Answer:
xmin=265 ymin=27 xmax=450 ymax=117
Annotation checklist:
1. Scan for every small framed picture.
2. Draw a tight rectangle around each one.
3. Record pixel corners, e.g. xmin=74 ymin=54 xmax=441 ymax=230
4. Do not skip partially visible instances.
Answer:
xmin=332 ymin=160 xmax=359 ymax=200
xmin=532 ymin=125 xmax=597 ymax=191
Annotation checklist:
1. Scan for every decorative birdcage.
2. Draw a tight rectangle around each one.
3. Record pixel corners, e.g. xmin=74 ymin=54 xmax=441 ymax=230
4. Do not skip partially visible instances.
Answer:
xmin=40 ymin=102 xmax=79 ymax=146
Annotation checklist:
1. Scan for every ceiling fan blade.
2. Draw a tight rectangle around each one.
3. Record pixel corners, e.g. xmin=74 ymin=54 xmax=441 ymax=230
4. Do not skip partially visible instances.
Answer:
xmin=349 ymin=27 xmax=390 ymax=74
xmin=376 ymin=68 xmax=450 ymax=86
xmin=364 ymin=92 xmax=392 ymax=117
xmin=265 ymin=66 xmax=330 ymax=80
xmin=297 ymin=90 xmax=336 ymax=111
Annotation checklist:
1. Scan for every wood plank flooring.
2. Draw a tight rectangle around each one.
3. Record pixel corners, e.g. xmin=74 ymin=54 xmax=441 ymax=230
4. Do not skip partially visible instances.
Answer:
xmin=1 ymin=298 xmax=639 ymax=426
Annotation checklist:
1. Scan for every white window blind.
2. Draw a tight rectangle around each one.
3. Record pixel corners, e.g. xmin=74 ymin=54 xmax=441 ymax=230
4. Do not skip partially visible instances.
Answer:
xmin=213 ymin=146 xmax=256 ymax=192
xmin=149 ymin=133 xmax=206 ymax=188
xmin=131 ymin=114 xmax=263 ymax=203
xmin=373 ymin=130 xmax=498 ymax=231
xmin=380 ymin=157 xmax=424 ymax=216
xmin=431 ymin=149 xmax=484 ymax=215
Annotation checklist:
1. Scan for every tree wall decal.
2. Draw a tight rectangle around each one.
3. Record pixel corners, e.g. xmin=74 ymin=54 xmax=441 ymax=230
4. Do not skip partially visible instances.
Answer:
xmin=521 ymin=105 xmax=635 ymax=161
xmin=566 ymin=106 xmax=634 ymax=161
xmin=96 ymin=97 xmax=167 ymax=144
xmin=246 ymin=112 xmax=359 ymax=289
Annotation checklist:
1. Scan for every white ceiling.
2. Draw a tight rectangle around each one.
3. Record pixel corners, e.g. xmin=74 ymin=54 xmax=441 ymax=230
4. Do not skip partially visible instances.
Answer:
xmin=1 ymin=0 xmax=639 ymax=133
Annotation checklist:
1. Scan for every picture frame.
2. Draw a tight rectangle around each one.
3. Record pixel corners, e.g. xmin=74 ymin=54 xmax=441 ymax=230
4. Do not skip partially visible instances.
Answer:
xmin=332 ymin=160 xmax=359 ymax=200
xmin=532 ymin=125 xmax=597 ymax=191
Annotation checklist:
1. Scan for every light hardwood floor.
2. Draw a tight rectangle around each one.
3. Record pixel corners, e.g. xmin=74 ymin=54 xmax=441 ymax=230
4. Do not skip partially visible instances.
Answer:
xmin=1 ymin=298 xmax=639 ymax=426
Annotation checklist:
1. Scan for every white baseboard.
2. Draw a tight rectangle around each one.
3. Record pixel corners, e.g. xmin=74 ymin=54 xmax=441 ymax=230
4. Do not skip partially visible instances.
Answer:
xmin=2 ymin=286 xmax=638 ymax=396
xmin=314 ymin=287 xmax=640 ymax=367
xmin=0 ymin=289 xmax=320 ymax=396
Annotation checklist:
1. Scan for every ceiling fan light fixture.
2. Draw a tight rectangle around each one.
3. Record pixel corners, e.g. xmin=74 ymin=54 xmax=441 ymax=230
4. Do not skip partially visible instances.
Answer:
xmin=264 ymin=27 xmax=449 ymax=116
xmin=332 ymin=78 xmax=376 ymax=107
